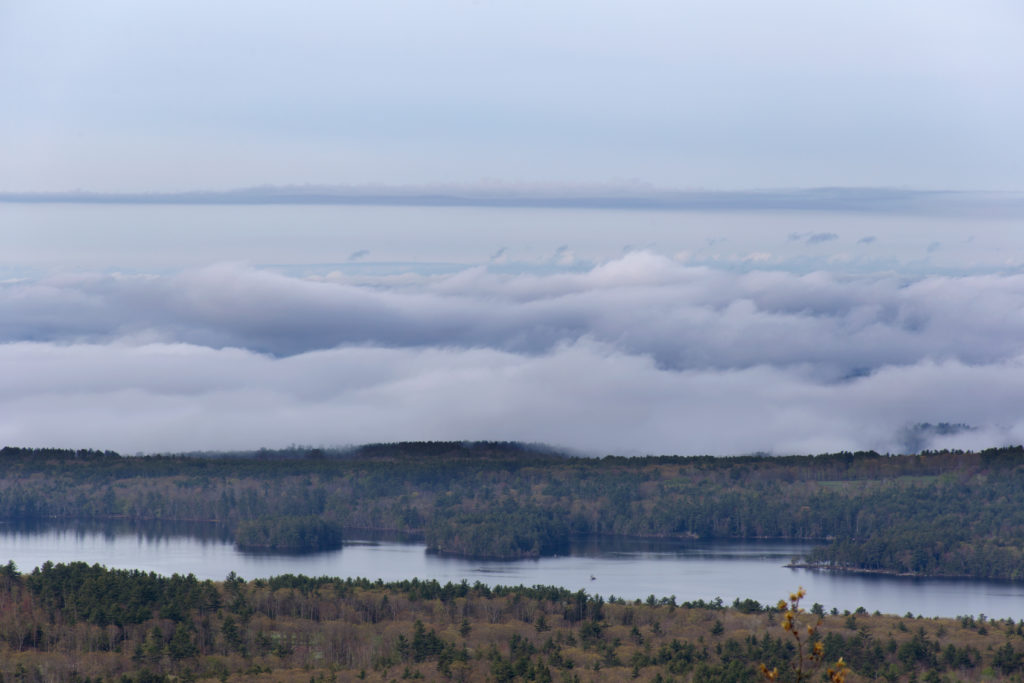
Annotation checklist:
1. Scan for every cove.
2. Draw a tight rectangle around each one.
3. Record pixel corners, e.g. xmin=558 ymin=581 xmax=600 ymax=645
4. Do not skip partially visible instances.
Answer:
xmin=2 ymin=520 xmax=1023 ymax=620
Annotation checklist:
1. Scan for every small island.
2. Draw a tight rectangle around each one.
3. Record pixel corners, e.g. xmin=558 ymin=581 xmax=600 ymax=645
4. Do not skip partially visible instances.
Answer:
xmin=234 ymin=516 xmax=343 ymax=552
xmin=426 ymin=505 xmax=569 ymax=559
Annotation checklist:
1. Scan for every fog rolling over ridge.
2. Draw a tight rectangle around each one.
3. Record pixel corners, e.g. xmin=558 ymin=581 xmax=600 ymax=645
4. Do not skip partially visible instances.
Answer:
xmin=3 ymin=213 xmax=1024 ymax=455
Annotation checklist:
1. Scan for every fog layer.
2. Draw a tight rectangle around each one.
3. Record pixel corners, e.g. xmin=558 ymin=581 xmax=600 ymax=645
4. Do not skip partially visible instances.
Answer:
xmin=3 ymin=252 xmax=1020 ymax=455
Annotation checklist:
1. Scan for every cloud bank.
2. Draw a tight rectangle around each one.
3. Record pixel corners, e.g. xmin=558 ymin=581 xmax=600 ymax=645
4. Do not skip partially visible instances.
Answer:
xmin=3 ymin=252 xmax=1023 ymax=455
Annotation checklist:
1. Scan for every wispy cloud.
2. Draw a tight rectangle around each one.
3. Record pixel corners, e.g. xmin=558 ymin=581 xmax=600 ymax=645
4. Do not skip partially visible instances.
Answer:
xmin=807 ymin=232 xmax=839 ymax=244
xmin=789 ymin=232 xmax=839 ymax=244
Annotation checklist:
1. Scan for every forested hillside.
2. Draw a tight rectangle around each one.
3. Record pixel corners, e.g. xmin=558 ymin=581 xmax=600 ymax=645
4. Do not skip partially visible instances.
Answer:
xmin=2 ymin=561 xmax=1023 ymax=682
xmin=3 ymin=443 xmax=1024 ymax=578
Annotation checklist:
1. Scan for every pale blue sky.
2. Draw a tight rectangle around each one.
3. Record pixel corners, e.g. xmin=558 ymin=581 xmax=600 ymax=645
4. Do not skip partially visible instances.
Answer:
xmin=2 ymin=1 xmax=1023 ymax=192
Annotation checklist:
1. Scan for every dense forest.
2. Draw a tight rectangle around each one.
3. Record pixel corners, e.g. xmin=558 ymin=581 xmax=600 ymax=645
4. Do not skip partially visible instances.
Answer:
xmin=3 ymin=561 xmax=1024 ymax=682
xmin=234 ymin=517 xmax=344 ymax=552
xmin=4 ymin=443 xmax=1024 ymax=578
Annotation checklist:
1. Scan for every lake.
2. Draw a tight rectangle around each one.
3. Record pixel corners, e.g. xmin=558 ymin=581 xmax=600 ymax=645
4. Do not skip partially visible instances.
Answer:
xmin=2 ymin=521 xmax=1022 ymax=620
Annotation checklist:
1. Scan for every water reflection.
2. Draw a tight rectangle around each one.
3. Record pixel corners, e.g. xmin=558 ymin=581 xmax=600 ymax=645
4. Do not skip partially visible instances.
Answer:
xmin=0 ymin=518 xmax=234 ymax=543
xmin=1 ymin=521 xmax=1022 ymax=620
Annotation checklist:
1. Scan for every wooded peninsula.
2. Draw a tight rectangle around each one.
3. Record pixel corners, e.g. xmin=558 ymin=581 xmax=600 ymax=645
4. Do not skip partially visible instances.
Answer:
xmin=3 ymin=442 xmax=1024 ymax=579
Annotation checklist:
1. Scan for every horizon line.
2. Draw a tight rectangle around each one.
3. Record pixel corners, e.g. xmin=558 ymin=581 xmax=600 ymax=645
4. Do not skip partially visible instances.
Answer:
xmin=3 ymin=184 xmax=1024 ymax=216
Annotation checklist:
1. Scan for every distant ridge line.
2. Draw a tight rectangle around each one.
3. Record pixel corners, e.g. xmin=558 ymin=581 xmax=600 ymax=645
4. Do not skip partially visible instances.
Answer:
xmin=2 ymin=186 xmax=1023 ymax=216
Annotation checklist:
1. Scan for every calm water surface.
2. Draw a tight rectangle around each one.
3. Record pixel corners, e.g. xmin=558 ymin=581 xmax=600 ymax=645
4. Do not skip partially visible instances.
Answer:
xmin=3 ymin=521 xmax=1024 ymax=620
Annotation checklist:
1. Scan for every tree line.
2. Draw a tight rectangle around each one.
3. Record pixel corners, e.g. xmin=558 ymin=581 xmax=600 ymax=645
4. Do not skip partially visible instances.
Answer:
xmin=4 ymin=443 xmax=1024 ymax=577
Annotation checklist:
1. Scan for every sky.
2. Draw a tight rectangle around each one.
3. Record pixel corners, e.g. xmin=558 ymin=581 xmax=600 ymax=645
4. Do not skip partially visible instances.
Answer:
xmin=2 ymin=2 xmax=1024 ymax=456
xmin=2 ymin=1 xmax=1024 ymax=192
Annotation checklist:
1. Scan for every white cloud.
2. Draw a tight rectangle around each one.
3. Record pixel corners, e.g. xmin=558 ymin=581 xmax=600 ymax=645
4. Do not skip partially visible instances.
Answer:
xmin=3 ymin=253 xmax=1024 ymax=454
xmin=2 ymin=339 xmax=1024 ymax=456
xmin=5 ymin=253 xmax=1024 ymax=374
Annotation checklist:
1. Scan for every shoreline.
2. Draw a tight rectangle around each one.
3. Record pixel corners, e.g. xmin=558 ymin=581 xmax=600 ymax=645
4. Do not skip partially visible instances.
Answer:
xmin=786 ymin=562 xmax=983 ymax=581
